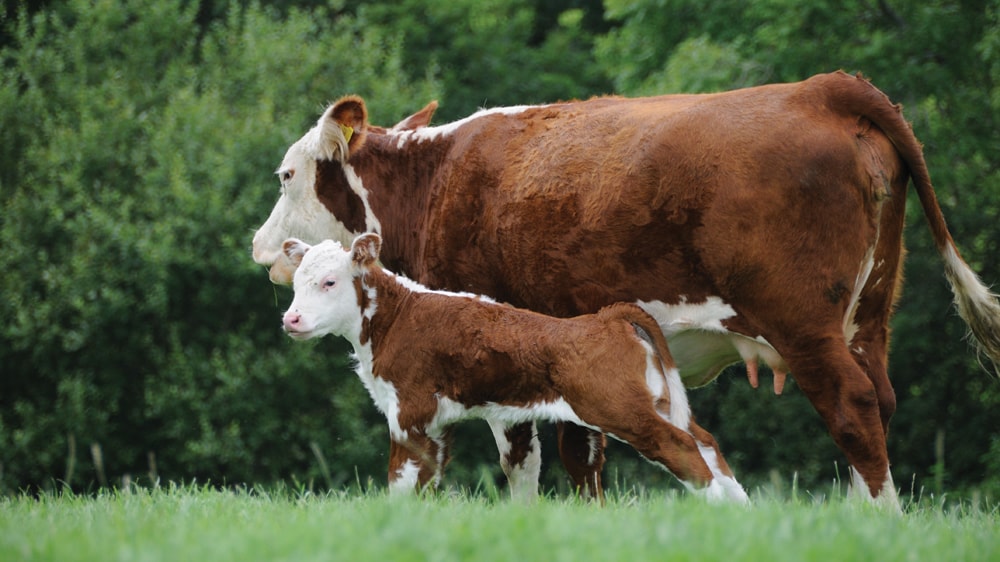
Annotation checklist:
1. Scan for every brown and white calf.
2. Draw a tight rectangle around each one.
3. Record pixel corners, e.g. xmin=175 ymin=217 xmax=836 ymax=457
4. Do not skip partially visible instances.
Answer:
xmin=280 ymin=233 xmax=748 ymax=503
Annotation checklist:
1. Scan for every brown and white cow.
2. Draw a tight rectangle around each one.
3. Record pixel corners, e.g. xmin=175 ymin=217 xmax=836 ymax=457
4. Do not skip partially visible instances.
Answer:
xmin=280 ymin=233 xmax=749 ymax=503
xmin=252 ymin=71 xmax=1000 ymax=508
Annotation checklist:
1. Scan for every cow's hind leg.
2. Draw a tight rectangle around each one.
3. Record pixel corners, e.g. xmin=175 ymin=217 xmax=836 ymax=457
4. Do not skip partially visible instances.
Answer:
xmin=557 ymin=422 xmax=606 ymax=501
xmin=785 ymin=340 xmax=900 ymax=510
xmin=846 ymin=335 xmax=901 ymax=509
xmin=487 ymin=419 xmax=541 ymax=502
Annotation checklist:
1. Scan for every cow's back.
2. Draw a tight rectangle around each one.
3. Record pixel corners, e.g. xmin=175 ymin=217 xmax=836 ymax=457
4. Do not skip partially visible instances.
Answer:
xmin=421 ymin=74 xmax=908 ymax=342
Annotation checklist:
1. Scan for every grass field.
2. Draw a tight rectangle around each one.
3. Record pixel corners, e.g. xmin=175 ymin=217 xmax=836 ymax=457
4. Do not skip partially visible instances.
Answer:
xmin=2 ymin=484 xmax=998 ymax=562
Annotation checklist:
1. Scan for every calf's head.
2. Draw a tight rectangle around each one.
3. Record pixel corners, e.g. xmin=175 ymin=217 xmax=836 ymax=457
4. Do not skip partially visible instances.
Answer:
xmin=281 ymin=233 xmax=382 ymax=342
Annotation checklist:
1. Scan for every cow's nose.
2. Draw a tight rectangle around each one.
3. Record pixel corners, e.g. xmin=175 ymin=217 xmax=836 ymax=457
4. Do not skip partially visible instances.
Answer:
xmin=283 ymin=311 xmax=302 ymax=332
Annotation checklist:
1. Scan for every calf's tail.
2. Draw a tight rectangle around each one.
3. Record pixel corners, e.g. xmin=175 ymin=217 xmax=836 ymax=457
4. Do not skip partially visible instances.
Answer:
xmin=600 ymin=303 xmax=677 ymax=377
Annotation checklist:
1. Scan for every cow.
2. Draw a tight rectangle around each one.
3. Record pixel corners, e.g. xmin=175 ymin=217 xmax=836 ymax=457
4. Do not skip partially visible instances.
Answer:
xmin=279 ymin=233 xmax=750 ymax=503
xmin=252 ymin=71 xmax=1000 ymax=509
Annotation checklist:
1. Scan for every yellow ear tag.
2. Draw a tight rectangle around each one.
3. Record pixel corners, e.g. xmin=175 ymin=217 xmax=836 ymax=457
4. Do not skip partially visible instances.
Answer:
xmin=339 ymin=123 xmax=354 ymax=143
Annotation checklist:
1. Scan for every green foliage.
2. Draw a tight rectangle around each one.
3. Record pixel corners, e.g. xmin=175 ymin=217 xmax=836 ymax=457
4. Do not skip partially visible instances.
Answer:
xmin=352 ymin=0 xmax=612 ymax=121
xmin=0 ymin=0 xmax=437 ymax=493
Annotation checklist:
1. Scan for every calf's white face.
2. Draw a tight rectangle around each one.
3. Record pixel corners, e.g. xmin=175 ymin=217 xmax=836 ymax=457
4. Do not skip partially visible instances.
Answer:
xmin=281 ymin=234 xmax=381 ymax=342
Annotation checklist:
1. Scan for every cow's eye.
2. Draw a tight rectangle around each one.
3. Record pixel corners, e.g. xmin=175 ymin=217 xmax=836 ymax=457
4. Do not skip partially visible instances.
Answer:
xmin=281 ymin=170 xmax=294 ymax=183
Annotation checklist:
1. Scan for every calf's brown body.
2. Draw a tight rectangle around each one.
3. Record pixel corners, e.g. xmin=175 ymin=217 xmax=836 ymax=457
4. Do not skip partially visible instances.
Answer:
xmin=282 ymin=235 xmax=747 ymax=501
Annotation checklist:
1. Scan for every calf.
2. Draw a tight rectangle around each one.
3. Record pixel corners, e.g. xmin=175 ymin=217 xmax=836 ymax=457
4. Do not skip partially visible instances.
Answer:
xmin=280 ymin=233 xmax=748 ymax=502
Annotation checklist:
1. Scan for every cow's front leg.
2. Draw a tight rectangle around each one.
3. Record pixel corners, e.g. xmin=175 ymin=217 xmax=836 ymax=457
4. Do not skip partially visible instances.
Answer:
xmin=557 ymin=422 xmax=606 ymax=502
xmin=387 ymin=430 xmax=449 ymax=495
xmin=487 ymin=419 xmax=541 ymax=502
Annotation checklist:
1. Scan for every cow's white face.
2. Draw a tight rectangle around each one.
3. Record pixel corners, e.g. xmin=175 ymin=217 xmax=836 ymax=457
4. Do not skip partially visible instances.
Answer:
xmin=252 ymin=117 xmax=357 ymax=283
xmin=281 ymin=234 xmax=382 ymax=343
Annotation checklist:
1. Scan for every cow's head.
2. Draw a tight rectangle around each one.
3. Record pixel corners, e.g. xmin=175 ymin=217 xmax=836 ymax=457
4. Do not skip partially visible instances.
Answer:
xmin=252 ymin=97 xmax=437 ymax=284
xmin=252 ymin=96 xmax=369 ymax=283
xmin=281 ymin=233 xmax=382 ymax=343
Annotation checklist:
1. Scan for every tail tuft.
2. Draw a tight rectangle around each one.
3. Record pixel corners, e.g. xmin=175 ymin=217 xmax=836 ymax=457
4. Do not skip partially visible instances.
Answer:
xmin=944 ymin=245 xmax=1000 ymax=377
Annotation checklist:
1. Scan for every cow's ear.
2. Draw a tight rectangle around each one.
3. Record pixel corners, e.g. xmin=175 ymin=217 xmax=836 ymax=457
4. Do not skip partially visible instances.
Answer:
xmin=313 ymin=96 xmax=368 ymax=163
xmin=282 ymin=238 xmax=311 ymax=267
xmin=326 ymin=95 xmax=368 ymax=157
xmin=351 ymin=233 xmax=382 ymax=268
xmin=391 ymin=100 xmax=438 ymax=132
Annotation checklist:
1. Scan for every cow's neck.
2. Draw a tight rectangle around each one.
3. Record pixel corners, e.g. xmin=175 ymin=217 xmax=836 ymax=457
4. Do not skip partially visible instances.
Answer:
xmin=350 ymin=131 xmax=454 ymax=277
xmin=354 ymin=266 xmax=414 ymax=355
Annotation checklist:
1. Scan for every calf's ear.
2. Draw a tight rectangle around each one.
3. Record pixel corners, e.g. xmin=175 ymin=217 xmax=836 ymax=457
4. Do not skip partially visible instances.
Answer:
xmin=282 ymin=238 xmax=312 ymax=267
xmin=351 ymin=233 xmax=382 ymax=268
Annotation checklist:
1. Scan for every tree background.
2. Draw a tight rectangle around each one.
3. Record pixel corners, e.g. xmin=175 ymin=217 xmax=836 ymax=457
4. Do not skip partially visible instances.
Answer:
xmin=2 ymin=0 xmax=998 ymax=500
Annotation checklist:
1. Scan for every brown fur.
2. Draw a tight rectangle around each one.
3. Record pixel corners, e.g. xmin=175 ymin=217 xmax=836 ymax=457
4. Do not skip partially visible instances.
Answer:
xmin=345 ymin=246 xmax=734 ymax=495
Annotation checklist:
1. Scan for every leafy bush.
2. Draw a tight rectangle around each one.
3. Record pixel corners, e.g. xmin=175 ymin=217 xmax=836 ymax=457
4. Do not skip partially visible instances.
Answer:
xmin=0 ymin=0 xmax=438 ymax=493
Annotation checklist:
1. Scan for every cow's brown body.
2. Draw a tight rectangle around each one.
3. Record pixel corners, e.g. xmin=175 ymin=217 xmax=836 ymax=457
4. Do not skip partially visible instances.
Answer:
xmin=253 ymin=71 xmax=1000 ymax=505
xmin=281 ymin=235 xmax=748 ymax=502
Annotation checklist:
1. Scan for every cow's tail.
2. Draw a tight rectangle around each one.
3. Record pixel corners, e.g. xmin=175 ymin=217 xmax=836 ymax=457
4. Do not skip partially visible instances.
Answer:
xmin=841 ymin=71 xmax=1000 ymax=375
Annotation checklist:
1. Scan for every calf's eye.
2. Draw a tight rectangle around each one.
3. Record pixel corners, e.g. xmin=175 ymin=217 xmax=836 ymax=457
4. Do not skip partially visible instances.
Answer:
xmin=323 ymin=279 xmax=336 ymax=288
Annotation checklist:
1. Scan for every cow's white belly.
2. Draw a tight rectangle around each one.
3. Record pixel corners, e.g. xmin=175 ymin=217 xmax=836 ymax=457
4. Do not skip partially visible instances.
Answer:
xmin=637 ymin=297 xmax=789 ymax=388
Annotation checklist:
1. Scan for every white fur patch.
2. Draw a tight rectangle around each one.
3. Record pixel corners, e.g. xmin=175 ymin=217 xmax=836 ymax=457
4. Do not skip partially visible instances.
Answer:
xmin=638 ymin=296 xmax=737 ymax=335
xmin=844 ymin=245 xmax=877 ymax=345
xmin=641 ymin=344 xmax=666 ymax=399
xmin=662 ymin=366 xmax=691 ymax=431
xmin=487 ymin=419 xmax=541 ymax=502
xmin=388 ymin=459 xmax=421 ymax=495
xmin=697 ymin=444 xmax=749 ymax=504
xmin=341 ymin=163 xmax=382 ymax=236
xmin=387 ymin=271 xmax=497 ymax=303
xmin=586 ymin=431 xmax=603 ymax=467
xmin=848 ymin=466 xmax=901 ymax=512
xmin=432 ymin=396 xmax=587 ymax=429
xmin=394 ymin=104 xmax=540 ymax=147
xmin=352 ymin=343 xmax=407 ymax=442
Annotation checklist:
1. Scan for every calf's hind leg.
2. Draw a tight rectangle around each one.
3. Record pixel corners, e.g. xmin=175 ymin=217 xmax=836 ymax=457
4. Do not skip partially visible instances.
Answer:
xmin=487 ymin=419 xmax=542 ymax=502
xmin=386 ymin=430 xmax=449 ymax=495
xmin=578 ymin=397 xmax=746 ymax=503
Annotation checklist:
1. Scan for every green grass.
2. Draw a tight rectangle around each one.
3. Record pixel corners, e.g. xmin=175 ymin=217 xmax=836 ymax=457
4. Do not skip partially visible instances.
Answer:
xmin=1 ymin=484 xmax=998 ymax=562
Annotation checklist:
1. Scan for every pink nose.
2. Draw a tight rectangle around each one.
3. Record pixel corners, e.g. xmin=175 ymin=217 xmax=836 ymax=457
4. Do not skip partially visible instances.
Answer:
xmin=283 ymin=311 xmax=302 ymax=332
